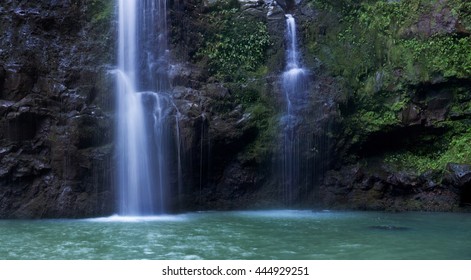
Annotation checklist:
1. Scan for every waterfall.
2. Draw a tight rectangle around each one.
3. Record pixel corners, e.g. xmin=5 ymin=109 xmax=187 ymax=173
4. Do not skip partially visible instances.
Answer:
xmin=285 ymin=15 xmax=300 ymax=70
xmin=116 ymin=0 xmax=175 ymax=215
xmin=280 ymin=14 xmax=309 ymax=203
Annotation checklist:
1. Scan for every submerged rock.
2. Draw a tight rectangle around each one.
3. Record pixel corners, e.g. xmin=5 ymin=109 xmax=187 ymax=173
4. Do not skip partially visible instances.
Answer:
xmin=445 ymin=163 xmax=471 ymax=187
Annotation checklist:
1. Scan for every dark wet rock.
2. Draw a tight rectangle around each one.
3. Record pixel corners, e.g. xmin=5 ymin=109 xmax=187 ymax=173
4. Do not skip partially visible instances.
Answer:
xmin=242 ymin=7 xmax=266 ymax=18
xmin=0 ymin=0 xmax=114 ymax=218
xmin=274 ymin=0 xmax=297 ymax=12
xmin=319 ymin=164 xmax=461 ymax=212
xmin=397 ymin=82 xmax=455 ymax=127
xmin=402 ymin=0 xmax=459 ymax=38
xmin=166 ymin=0 xmax=323 ymax=208
xmin=169 ymin=74 xmax=266 ymax=211
xmin=401 ymin=104 xmax=422 ymax=125
xmin=445 ymin=164 xmax=471 ymax=187
xmin=169 ymin=63 xmax=206 ymax=89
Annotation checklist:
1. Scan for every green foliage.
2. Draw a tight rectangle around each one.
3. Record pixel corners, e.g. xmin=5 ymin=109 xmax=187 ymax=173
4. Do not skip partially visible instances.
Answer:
xmin=197 ymin=7 xmax=271 ymax=81
xmin=345 ymin=88 xmax=410 ymax=136
xmin=385 ymin=121 xmax=471 ymax=173
xmin=193 ymin=1 xmax=275 ymax=162
xmin=399 ymin=36 xmax=471 ymax=78
xmin=355 ymin=0 xmax=424 ymax=36
xmin=227 ymin=82 xmax=277 ymax=163
xmin=232 ymin=85 xmax=260 ymax=105
xmin=88 ymin=0 xmax=114 ymax=24
xmin=243 ymin=103 xmax=278 ymax=163
xmin=350 ymin=109 xmax=398 ymax=133
xmin=388 ymin=98 xmax=410 ymax=112
xmin=385 ymin=128 xmax=471 ymax=173
xmin=304 ymin=0 xmax=471 ymax=143
xmin=451 ymin=100 xmax=471 ymax=115
xmin=448 ymin=0 xmax=471 ymax=30
xmin=309 ymin=0 xmax=471 ymax=84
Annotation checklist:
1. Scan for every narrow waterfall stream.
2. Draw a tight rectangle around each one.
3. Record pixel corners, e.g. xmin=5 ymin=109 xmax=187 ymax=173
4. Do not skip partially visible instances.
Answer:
xmin=280 ymin=14 xmax=310 ymax=203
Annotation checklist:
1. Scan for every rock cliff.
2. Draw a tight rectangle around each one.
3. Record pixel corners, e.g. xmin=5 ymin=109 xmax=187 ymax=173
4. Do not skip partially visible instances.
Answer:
xmin=301 ymin=0 xmax=471 ymax=211
xmin=0 ymin=0 xmax=115 ymax=217
xmin=0 ymin=0 xmax=469 ymax=217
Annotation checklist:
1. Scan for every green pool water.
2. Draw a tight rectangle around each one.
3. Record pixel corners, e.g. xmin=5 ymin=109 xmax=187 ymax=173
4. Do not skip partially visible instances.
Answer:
xmin=0 ymin=210 xmax=469 ymax=259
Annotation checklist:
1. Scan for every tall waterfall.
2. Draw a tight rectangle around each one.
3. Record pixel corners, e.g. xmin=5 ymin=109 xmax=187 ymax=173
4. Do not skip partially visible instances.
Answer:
xmin=280 ymin=14 xmax=309 ymax=203
xmin=116 ymin=0 xmax=175 ymax=215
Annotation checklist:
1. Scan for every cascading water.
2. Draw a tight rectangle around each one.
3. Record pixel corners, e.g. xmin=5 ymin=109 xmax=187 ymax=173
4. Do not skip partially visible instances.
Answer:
xmin=116 ymin=0 xmax=176 ymax=215
xmin=280 ymin=14 xmax=310 ymax=203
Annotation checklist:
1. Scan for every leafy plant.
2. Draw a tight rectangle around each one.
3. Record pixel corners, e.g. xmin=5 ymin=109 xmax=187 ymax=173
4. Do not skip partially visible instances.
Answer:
xmin=399 ymin=36 xmax=471 ymax=78
xmin=197 ymin=8 xmax=271 ymax=81
xmin=88 ymin=0 xmax=114 ymax=24
xmin=385 ymin=126 xmax=471 ymax=173
xmin=304 ymin=0 xmax=471 ymax=143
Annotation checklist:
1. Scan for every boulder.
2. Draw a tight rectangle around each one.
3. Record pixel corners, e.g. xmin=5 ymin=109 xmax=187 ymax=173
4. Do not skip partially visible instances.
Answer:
xmin=445 ymin=163 xmax=471 ymax=187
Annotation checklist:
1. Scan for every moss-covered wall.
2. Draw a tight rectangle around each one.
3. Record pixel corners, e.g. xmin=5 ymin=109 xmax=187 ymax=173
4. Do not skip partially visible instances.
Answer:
xmin=299 ymin=0 xmax=471 ymax=210
xmin=303 ymin=0 xmax=470 ymax=172
xmin=166 ymin=0 xmax=288 ymax=209
xmin=192 ymin=1 xmax=279 ymax=165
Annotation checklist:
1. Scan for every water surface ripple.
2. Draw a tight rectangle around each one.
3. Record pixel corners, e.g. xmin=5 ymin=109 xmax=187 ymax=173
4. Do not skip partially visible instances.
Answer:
xmin=0 ymin=211 xmax=469 ymax=259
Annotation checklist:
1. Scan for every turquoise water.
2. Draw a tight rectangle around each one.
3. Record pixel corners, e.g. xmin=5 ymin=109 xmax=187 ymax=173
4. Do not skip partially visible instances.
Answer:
xmin=0 ymin=211 xmax=470 ymax=259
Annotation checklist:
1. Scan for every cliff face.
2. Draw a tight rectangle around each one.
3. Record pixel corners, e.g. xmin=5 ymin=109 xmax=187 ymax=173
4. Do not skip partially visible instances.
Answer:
xmin=0 ymin=0 xmax=115 ymax=218
xmin=170 ymin=0 xmax=471 ymax=212
xmin=0 ymin=0 xmax=469 ymax=218
xmin=167 ymin=0 xmax=339 ymax=210
xmin=300 ymin=0 xmax=471 ymax=211
xmin=167 ymin=0 xmax=281 ymax=209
